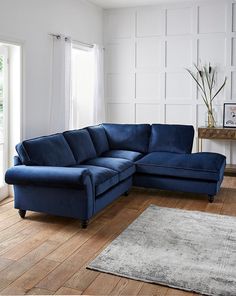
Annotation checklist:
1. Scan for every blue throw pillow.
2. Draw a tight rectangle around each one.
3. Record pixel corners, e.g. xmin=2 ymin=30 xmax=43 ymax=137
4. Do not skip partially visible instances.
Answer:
xmin=63 ymin=129 xmax=97 ymax=164
xmin=149 ymin=124 xmax=194 ymax=154
xmin=20 ymin=134 xmax=76 ymax=167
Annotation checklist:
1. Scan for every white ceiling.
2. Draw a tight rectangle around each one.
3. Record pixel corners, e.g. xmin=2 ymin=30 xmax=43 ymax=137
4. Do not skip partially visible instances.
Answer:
xmin=88 ymin=0 xmax=194 ymax=9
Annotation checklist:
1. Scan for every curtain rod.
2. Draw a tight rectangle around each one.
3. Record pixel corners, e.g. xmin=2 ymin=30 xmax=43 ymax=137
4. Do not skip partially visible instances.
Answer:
xmin=49 ymin=33 xmax=94 ymax=49
xmin=72 ymin=39 xmax=94 ymax=49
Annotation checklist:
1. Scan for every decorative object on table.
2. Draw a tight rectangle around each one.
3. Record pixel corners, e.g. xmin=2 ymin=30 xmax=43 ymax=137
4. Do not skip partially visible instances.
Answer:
xmin=88 ymin=205 xmax=236 ymax=296
xmin=186 ymin=63 xmax=227 ymax=128
xmin=223 ymin=103 xmax=236 ymax=128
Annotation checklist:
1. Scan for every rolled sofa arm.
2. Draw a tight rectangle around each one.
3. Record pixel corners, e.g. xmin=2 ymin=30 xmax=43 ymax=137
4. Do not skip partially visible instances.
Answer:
xmin=5 ymin=165 xmax=92 ymax=189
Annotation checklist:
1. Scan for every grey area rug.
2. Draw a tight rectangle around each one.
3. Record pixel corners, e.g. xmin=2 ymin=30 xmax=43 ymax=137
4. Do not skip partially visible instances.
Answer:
xmin=88 ymin=205 xmax=236 ymax=296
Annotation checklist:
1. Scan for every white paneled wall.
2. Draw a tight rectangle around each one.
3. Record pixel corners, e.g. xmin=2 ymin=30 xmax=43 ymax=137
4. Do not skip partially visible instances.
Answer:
xmin=104 ymin=0 xmax=236 ymax=163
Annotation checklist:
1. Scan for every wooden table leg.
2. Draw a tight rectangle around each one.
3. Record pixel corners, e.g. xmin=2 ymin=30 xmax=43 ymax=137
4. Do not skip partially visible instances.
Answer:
xmin=198 ymin=137 xmax=203 ymax=152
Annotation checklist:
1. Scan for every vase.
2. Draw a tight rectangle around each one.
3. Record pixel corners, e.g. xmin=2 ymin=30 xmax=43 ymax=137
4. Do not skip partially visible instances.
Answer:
xmin=205 ymin=109 xmax=217 ymax=128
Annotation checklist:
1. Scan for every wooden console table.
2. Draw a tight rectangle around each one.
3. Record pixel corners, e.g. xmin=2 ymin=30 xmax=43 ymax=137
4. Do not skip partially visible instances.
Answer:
xmin=198 ymin=127 xmax=236 ymax=174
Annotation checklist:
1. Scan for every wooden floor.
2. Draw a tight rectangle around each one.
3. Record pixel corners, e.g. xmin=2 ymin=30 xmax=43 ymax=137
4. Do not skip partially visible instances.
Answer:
xmin=0 ymin=176 xmax=235 ymax=295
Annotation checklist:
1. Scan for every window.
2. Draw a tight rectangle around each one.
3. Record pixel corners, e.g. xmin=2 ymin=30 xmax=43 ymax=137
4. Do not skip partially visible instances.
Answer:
xmin=71 ymin=45 xmax=95 ymax=129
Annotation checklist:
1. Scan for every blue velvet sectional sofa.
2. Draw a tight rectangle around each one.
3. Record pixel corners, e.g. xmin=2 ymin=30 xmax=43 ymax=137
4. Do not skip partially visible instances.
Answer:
xmin=5 ymin=124 xmax=226 ymax=228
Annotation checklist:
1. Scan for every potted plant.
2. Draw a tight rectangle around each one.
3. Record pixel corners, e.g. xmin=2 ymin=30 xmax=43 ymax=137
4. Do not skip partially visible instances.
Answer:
xmin=186 ymin=63 xmax=227 ymax=128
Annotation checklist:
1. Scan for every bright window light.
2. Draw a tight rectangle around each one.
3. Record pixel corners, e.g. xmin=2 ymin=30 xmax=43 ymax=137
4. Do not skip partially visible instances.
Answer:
xmin=71 ymin=46 xmax=95 ymax=129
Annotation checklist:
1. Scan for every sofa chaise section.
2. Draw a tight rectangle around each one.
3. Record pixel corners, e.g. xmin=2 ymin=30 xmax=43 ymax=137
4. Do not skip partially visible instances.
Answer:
xmin=135 ymin=152 xmax=225 ymax=202
xmin=134 ymin=124 xmax=225 ymax=202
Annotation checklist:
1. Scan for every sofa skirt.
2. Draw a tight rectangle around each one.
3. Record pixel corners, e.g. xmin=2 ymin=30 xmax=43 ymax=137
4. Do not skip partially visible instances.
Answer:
xmin=133 ymin=173 xmax=222 ymax=196
xmin=13 ymin=185 xmax=94 ymax=220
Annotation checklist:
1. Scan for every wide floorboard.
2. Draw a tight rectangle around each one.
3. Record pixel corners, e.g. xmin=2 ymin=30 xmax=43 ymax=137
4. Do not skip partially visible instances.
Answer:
xmin=0 ymin=176 xmax=235 ymax=295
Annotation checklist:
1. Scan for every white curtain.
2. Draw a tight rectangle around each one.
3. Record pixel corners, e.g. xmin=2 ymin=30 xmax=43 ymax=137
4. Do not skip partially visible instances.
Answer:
xmin=92 ymin=44 xmax=106 ymax=125
xmin=49 ymin=35 xmax=72 ymax=133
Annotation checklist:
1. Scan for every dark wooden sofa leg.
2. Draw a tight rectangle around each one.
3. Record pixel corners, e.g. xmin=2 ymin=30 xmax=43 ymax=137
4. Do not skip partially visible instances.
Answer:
xmin=124 ymin=191 xmax=129 ymax=196
xmin=18 ymin=209 xmax=26 ymax=218
xmin=81 ymin=219 xmax=89 ymax=229
xmin=208 ymin=195 xmax=215 ymax=203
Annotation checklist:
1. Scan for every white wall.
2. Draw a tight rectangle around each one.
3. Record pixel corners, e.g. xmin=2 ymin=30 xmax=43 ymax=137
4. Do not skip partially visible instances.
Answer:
xmin=0 ymin=0 xmax=103 ymax=139
xmin=104 ymin=0 xmax=236 ymax=163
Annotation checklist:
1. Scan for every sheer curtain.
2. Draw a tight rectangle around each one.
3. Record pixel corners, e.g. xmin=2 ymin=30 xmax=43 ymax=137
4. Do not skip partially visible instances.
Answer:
xmin=92 ymin=44 xmax=106 ymax=125
xmin=49 ymin=35 xmax=72 ymax=133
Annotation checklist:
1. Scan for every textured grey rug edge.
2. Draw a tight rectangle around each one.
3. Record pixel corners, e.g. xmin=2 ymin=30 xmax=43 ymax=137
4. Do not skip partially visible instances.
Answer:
xmin=141 ymin=204 xmax=230 ymax=220
xmin=86 ymin=266 xmax=200 ymax=295
xmin=87 ymin=204 xmax=236 ymax=296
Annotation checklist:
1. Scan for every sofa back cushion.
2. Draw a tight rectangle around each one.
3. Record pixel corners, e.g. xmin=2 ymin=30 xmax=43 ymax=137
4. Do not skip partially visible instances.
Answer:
xmin=87 ymin=125 xmax=110 ymax=155
xmin=17 ymin=134 xmax=76 ymax=166
xmin=149 ymin=124 xmax=194 ymax=154
xmin=103 ymin=124 xmax=151 ymax=153
xmin=63 ymin=129 xmax=97 ymax=163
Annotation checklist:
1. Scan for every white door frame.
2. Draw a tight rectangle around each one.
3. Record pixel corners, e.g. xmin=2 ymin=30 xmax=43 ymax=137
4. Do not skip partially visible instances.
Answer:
xmin=0 ymin=45 xmax=9 ymax=200
xmin=0 ymin=37 xmax=24 ymax=200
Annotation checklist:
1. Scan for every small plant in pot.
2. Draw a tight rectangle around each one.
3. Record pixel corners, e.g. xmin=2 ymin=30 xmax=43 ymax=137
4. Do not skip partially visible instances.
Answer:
xmin=186 ymin=63 xmax=227 ymax=128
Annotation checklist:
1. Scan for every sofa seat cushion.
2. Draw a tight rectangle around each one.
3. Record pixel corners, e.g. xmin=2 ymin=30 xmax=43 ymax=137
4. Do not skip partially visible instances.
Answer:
xmin=17 ymin=134 xmax=76 ymax=167
xmin=102 ymin=150 xmax=143 ymax=162
xmin=85 ymin=157 xmax=135 ymax=182
xmin=73 ymin=165 xmax=119 ymax=196
xmin=135 ymin=152 xmax=226 ymax=181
